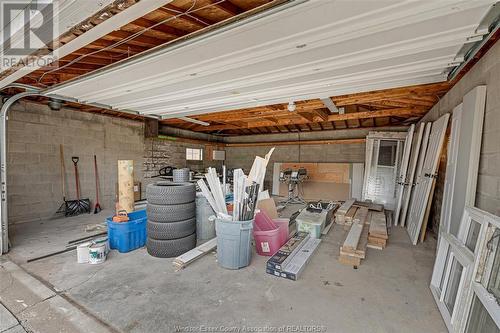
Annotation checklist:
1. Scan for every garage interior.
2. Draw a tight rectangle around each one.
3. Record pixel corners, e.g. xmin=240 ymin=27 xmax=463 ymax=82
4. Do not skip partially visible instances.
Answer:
xmin=1 ymin=1 xmax=500 ymax=332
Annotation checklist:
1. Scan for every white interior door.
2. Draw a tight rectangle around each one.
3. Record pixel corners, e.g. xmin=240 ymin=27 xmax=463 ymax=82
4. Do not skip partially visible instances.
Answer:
xmin=440 ymin=104 xmax=463 ymax=236
xmin=440 ymin=86 xmax=486 ymax=236
xmin=400 ymin=122 xmax=429 ymax=227
xmin=363 ymin=138 xmax=402 ymax=210
xmin=407 ymin=113 xmax=450 ymax=245
xmin=393 ymin=124 xmax=415 ymax=226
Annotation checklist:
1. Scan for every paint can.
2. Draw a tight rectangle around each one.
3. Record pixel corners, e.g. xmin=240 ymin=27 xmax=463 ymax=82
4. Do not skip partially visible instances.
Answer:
xmin=88 ymin=243 xmax=107 ymax=264
xmin=77 ymin=242 xmax=91 ymax=264
xmin=93 ymin=236 xmax=109 ymax=254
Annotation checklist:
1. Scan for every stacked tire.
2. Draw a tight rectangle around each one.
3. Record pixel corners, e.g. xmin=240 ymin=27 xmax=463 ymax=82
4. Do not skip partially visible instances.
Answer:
xmin=146 ymin=182 xmax=196 ymax=258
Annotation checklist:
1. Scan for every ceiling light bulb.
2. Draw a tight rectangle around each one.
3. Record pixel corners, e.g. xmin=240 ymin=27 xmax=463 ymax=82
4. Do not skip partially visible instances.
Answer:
xmin=287 ymin=101 xmax=296 ymax=112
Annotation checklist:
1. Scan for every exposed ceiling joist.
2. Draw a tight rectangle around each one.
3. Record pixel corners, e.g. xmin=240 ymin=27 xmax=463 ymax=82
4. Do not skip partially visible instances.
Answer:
xmin=320 ymin=98 xmax=340 ymax=113
xmin=178 ymin=116 xmax=210 ymax=126
xmin=188 ymin=107 xmax=426 ymax=132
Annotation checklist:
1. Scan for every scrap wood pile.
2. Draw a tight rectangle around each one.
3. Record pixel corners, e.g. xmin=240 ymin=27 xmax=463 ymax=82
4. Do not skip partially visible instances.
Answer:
xmin=335 ymin=199 xmax=388 ymax=267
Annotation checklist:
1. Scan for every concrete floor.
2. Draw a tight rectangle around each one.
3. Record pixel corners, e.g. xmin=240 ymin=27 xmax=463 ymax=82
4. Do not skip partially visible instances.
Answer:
xmin=1 ymin=204 xmax=447 ymax=333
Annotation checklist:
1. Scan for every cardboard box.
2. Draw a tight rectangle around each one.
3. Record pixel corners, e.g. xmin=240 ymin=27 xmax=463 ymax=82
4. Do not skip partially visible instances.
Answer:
xmin=281 ymin=238 xmax=321 ymax=280
xmin=266 ymin=232 xmax=309 ymax=271
xmin=266 ymin=235 xmax=321 ymax=281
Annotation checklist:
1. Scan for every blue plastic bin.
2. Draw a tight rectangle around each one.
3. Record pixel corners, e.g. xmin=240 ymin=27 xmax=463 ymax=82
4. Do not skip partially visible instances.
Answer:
xmin=106 ymin=210 xmax=147 ymax=253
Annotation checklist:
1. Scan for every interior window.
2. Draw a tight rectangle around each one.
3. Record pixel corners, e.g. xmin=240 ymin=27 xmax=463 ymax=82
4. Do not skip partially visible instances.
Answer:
xmin=466 ymin=219 xmax=481 ymax=252
xmin=377 ymin=140 xmax=398 ymax=167
xmin=466 ymin=295 xmax=500 ymax=333
xmin=487 ymin=230 xmax=500 ymax=303
xmin=186 ymin=148 xmax=203 ymax=161
xmin=444 ymin=257 xmax=464 ymax=314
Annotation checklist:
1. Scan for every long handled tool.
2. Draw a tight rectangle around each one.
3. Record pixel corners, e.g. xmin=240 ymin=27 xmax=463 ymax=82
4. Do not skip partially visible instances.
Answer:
xmin=65 ymin=157 xmax=91 ymax=216
xmin=56 ymin=145 xmax=68 ymax=214
xmin=93 ymin=155 xmax=102 ymax=214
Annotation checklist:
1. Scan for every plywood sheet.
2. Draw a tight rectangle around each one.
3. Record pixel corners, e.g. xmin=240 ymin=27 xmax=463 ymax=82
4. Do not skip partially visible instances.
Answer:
xmin=278 ymin=162 xmax=351 ymax=200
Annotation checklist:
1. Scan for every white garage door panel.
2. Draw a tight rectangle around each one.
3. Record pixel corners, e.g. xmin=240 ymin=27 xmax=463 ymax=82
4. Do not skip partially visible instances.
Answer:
xmin=46 ymin=1 xmax=495 ymax=117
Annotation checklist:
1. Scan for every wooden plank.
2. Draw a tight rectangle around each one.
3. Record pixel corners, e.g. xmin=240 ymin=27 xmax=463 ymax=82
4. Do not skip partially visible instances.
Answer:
xmin=353 ymin=200 xmax=384 ymax=212
xmin=342 ymin=221 xmax=363 ymax=252
xmin=337 ymin=199 xmax=355 ymax=215
xmin=344 ymin=206 xmax=358 ymax=225
xmin=339 ymin=254 xmax=361 ymax=266
xmin=118 ymin=160 xmax=134 ymax=213
xmin=369 ymin=211 xmax=388 ymax=240
xmin=172 ymin=238 xmax=217 ymax=270
xmin=352 ymin=207 xmax=368 ymax=225
xmin=341 ymin=208 xmax=368 ymax=252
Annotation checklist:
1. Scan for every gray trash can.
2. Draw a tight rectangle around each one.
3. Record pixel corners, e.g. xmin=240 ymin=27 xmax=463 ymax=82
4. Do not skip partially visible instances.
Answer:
xmin=215 ymin=219 xmax=253 ymax=270
xmin=173 ymin=168 xmax=190 ymax=183
xmin=196 ymin=192 xmax=216 ymax=242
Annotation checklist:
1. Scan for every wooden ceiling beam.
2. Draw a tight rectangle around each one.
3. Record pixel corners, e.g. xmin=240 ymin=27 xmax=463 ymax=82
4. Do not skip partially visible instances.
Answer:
xmin=225 ymin=138 xmax=366 ymax=147
xmin=128 ymin=17 xmax=185 ymax=38
xmin=87 ymin=39 xmax=148 ymax=54
xmin=297 ymin=112 xmax=314 ymax=122
xmin=159 ymin=5 xmax=215 ymax=27
xmin=188 ymin=107 xmax=425 ymax=132
xmin=209 ymin=0 xmax=244 ymax=16
xmin=332 ymin=83 xmax=449 ymax=106
xmin=313 ymin=109 xmax=329 ymax=121
xmin=103 ymin=30 xmax=167 ymax=48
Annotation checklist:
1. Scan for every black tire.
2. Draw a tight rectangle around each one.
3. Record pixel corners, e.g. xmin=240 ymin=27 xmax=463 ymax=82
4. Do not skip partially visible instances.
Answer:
xmin=146 ymin=182 xmax=195 ymax=205
xmin=146 ymin=233 xmax=196 ymax=258
xmin=147 ymin=218 xmax=196 ymax=240
xmin=147 ymin=201 xmax=195 ymax=222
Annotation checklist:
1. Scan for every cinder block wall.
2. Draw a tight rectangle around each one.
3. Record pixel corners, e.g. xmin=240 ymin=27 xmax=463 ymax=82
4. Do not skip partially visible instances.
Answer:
xmin=420 ymin=40 xmax=500 ymax=232
xmin=143 ymin=137 xmax=223 ymax=188
xmin=225 ymin=143 xmax=366 ymax=190
xmin=6 ymin=101 xmax=144 ymax=224
xmin=223 ymin=126 xmax=408 ymax=190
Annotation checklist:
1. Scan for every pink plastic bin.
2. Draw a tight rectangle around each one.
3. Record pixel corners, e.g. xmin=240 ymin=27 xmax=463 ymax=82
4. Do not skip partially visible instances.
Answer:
xmin=273 ymin=218 xmax=290 ymax=245
xmin=254 ymin=227 xmax=281 ymax=256
xmin=254 ymin=212 xmax=277 ymax=231
xmin=253 ymin=215 xmax=289 ymax=256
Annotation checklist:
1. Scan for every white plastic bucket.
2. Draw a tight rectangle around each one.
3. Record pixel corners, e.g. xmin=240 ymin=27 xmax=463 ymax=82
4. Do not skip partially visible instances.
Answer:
xmin=88 ymin=243 xmax=106 ymax=264
xmin=77 ymin=242 xmax=91 ymax=264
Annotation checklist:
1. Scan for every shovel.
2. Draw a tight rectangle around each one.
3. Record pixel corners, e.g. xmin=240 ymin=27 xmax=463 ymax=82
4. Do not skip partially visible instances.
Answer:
xmin=65 ymin=157 xmax=91 ymax=216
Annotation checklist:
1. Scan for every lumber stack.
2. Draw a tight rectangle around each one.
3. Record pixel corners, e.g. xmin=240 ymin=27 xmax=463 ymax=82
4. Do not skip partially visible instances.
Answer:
xmin=334 ymin=199 xmax=354 ymax=225
xmin=339 ymin=207 xmax=369 ymax=267
xmin=367 ymin=211 xmax=388 ymax=249
xmin=335 ymin=199 xmax=384 ymax=226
